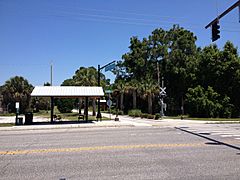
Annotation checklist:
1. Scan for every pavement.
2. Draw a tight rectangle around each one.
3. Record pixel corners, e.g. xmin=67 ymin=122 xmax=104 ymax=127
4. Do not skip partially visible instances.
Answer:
xmin=1 ymin=125 xmax=240 ymax=179
xmin=0 ymin=112 xmax=239 ymax=131
xmin=1 ymin=114 xmax=240 ymax=179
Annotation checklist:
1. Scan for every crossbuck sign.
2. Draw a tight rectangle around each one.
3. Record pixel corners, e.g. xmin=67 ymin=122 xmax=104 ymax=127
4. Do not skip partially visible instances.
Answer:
xmin=160 ymin=87 xmax=166 ymax=96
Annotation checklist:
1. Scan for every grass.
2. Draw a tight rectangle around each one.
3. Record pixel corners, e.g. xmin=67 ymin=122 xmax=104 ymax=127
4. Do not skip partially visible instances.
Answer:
xmin=164 ymin=115 xmax=240 ymax=121
xmin=0 ymin=123 xmax=14 ymax=127
xmin=185 ymin=117 xmax=240 ymax=121
xmin=0 ymin=113 xmax=16 ymax=116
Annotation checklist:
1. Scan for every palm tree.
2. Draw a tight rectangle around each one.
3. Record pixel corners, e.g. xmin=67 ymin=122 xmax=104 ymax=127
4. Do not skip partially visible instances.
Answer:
xmin=2 ymin=76 xmax=33 ymax=113
xmin=113 ymin=79 xmax=127 ymax=111
xmin=126 ymin=79 xmax=140 ymax=109
xmin=140 ymin=76 xmax=159 ymax=114
xmin=73 ymin=66 xmax=108 ymax=116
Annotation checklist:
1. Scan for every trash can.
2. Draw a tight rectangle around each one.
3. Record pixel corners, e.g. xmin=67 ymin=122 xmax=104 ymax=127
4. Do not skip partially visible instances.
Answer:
xmin=16 ymin=117 xmax=23 ymax=125
xmin=25 ymin=112 xmax=33 ymax=125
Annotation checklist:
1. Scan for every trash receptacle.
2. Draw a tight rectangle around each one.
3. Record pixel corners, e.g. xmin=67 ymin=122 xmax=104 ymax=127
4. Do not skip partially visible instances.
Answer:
xmin=16 ymin=117 xmax=23 ymax=125
xmin=25 ymin=112 xmax=33 ymax=125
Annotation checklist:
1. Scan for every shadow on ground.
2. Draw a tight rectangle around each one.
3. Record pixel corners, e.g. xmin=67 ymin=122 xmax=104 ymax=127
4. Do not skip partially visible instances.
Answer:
xmin=27 ymin=120 xmax=94 ymax=126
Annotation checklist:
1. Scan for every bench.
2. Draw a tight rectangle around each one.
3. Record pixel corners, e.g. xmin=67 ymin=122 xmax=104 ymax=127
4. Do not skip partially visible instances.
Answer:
xmin=78 ymin=114 xmax=84 ymax=121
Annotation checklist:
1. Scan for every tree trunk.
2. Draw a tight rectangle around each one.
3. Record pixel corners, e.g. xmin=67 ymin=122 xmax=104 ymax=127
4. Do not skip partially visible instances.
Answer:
xmin=133 ymin=90 xmax=137 ymax=109
xmin=92 ymin=98 xmax=96 ymax=116
xmin=181 ymin=95 xmax=184 ymax=115
xmin=148 ymin=93 xmax=153 ymax=114
xmin=120 ymin=92 xmax=124 ymax=111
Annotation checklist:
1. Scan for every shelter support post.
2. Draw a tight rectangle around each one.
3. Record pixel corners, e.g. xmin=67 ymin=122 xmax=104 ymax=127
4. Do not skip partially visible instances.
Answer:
xmin=85 ymin=97 xmax=88 ymax=121
xmin=50 ymin=97 xmax=54 ymax=123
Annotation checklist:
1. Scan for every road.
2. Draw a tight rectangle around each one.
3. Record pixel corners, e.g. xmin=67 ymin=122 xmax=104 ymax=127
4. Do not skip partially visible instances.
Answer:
xmin=0 ymin=125 xmax=240 ymax=180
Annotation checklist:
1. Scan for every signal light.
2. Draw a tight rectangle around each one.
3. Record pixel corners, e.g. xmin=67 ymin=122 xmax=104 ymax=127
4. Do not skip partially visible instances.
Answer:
xmin=212 ymin=21 xmax=220 ymax=42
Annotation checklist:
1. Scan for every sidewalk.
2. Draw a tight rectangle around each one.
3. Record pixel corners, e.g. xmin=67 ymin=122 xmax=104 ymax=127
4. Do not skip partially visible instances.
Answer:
xmin=0 ymin=114 xmax=135 ymax=131
xmin=0 ymin=113 xmax=239 ymax=131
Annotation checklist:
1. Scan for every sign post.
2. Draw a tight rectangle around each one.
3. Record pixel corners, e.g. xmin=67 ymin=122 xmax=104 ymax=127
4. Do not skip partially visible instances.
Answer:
xmin=15 ymin=102 xmax=19 ymax=125
xmin=97 ymin=61 xmax=116 ymax=121
xmin=160 ymin=77 xmax=167 ymax=117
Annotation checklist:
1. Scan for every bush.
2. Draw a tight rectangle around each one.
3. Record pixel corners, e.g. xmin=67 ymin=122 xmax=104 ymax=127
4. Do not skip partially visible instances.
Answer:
xmin=186 ymin=85 xmax=233 ymax=118
xmin=118 ymin=110 xmax=124 ymax=115
xmin=128 ymin=109 xmax=142 ymax=117
xmin=56 ymin=99 xmax=74 ymax=113
xmin=141 ymin=113 xmax=148 ymax=118
xmin=154 ymin=113 xmax=161 ymax=120
xmin=111 ymin=109 xmax=116 ymax=115
xmin=147 ymin=114 xmax=154 ymax=119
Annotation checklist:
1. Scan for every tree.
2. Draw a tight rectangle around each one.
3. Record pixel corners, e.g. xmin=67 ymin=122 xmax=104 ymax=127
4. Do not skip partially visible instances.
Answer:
xmin=141 ymin=76 xmax=159 ymax=114
xmin=56 ymin=79 xmax=75 ymax=113
xmin=73 ymin=66 xmax=109 ymax=116
xmin=31 ymin=82 xmax=51 ymax=112
xmin=1 ymin=76 xmax=33 ymax=113
xmin=186 ymin=85 xmax=232 ymax=118
xmin=125 ymin=79 xmax=141 ymax=109
xmin=196 ymin=41 xmax=240 ymax=117
xmin=116 ymin=25 xmax=240 ymax=117
xmin=56 ymin=67 xmax=109 ymax=115
xmin=113 ymin=79 xmax=126 ymax=111
xmin=119 ymin=25 xmax=198 ymax=115
xmin=163 ymin=25 xmax=198 ymax=115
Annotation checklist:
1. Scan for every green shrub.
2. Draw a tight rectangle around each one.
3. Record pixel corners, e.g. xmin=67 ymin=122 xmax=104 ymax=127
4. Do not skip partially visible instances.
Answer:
xmin=141 ymin=113 xmax=149 ymax=118
xmin=147 ymin=114 xmax=154 ymax=119
xmin=154 ymin=113 xmax=161 ymax=120
xmin=128 ymin=110 xmax=134 ymax=117
xmin=56 ymin=99 xmax=74 ymax=113
xmin=111 ymin=109 xmax=116 ymax=115
xmin=118 ymin=110 xmax=124 ymax=115
xmin=113 ymin=109 xmax=124 ymax=115
xmin=128 ymin=109 xmax=142 ymax=117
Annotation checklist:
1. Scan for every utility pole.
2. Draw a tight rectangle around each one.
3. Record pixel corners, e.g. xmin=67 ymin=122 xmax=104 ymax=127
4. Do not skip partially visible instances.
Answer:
xmin=50 ymin=62 xmax=53 ymax=86
xmin=50 ymin=62 xmax=54 ymax=123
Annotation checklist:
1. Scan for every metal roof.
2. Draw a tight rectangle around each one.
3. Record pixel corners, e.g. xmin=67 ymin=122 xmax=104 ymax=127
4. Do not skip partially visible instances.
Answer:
xmin=31 ymin=86 xmax=104 ymax=97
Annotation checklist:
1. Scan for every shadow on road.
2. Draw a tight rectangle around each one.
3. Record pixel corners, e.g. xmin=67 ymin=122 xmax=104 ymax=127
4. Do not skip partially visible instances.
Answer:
xmin=175 ymin=127 xmax=240 ymax=152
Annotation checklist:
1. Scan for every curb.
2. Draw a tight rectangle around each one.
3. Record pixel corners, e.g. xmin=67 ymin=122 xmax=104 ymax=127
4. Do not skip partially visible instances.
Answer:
xmin=0 ymin=123 xmax=135 ymax=131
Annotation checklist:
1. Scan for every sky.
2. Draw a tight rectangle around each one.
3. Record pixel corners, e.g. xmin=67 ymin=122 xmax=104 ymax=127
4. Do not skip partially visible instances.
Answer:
xmin=0 ymin=0 xmax=240 ymax=86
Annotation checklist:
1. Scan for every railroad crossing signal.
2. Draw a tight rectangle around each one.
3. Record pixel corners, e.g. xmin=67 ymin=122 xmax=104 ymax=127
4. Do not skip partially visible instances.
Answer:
xmin=160 ymin=87 xmax=166 ymax=97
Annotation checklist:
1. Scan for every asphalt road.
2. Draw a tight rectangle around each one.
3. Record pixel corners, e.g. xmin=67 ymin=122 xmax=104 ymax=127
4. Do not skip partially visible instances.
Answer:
xmin=0 ymin=126 xmax=239 ymax=180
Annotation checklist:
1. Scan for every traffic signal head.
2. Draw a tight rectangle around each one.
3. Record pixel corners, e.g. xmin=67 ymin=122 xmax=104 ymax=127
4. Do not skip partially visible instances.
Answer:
xmin=212 ymin=21 xmax=220 ymax=42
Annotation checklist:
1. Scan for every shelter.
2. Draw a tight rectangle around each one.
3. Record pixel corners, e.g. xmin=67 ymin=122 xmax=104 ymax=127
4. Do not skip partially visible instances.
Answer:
xmin=31 ymin=86 xmax=104 ymax=122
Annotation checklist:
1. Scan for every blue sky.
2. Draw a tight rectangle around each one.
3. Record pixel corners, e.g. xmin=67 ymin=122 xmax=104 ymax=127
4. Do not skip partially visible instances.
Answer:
xmin=0 ymin=0 xmax=240 ymax=86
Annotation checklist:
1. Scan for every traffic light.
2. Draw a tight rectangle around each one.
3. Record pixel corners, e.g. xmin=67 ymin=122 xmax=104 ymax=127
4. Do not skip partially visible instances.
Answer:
xmin=212 ymin=21 xmax=220 ymax=42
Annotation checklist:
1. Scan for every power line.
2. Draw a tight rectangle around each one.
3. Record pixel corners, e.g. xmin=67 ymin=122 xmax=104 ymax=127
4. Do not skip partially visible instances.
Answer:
xmin=1 ymin=1 xmax=240 ymax=32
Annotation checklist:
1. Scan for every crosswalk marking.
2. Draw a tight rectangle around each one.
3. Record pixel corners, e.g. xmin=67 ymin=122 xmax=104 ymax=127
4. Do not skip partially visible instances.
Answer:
xmin=180 ymin=126 xmax=240 ymax=141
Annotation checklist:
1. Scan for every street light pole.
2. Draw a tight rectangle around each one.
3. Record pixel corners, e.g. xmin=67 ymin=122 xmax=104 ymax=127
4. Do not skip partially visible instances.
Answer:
xmin=97 ymin=65 xmax=101 ymax=121
xmin=96 ymin=61 xmax=116 ymax=121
